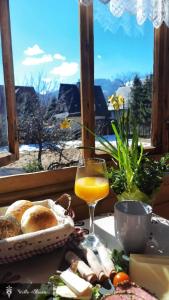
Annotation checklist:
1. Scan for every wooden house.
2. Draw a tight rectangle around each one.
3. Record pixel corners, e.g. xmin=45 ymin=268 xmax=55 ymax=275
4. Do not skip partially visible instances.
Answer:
xmin=56 ymin=83 xmax=110 ymax=135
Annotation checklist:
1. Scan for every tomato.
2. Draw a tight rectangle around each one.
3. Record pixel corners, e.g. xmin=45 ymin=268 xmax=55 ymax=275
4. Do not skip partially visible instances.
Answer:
xmin=113 ymin=272 xmax=130 ymax=287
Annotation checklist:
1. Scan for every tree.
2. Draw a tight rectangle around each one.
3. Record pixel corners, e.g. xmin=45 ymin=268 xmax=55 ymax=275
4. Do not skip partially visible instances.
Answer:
xmin=18 ymin=95 xmax=48 ymax=167
xmin=45 ymin=97 xmax=58 ymax=122
xmin=129 ymin=74 xmax=153 ymax=137
xmin=129 ymin=75 xmax=143 ymax=126
xmin=16 ymin=76 xmax=71 ymax=169
xmin=141 ymin=74 xmax=153 ymax=137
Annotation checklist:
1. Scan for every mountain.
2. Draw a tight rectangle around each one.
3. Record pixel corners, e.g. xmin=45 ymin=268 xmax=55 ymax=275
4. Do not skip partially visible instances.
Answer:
xmin=94 ymin=78 xmax=123 ymax=99
xmin=37 ymin=79 xmax=124 ymax=103
xmin=38 ymin=90 xmax=59 ymax=104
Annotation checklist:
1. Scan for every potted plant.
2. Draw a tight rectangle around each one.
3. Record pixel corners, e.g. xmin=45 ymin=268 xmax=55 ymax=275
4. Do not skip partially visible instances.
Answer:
xmin=100 ymin=95 xmax=169 ymax=202
xmin=60 ymin=95 xmax=169 ymax=203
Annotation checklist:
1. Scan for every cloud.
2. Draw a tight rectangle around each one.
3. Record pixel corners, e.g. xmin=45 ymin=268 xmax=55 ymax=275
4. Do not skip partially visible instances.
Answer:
xmin=97 ymin=54 xmax=102 ymax=59
xmin=22 ymin=54 xmax=53 ymax=65
xmin=24 ymin=44 xmax=44 ymax=56
xmin=54 ymin=53 xmax=66 ymax=61
xmin=51 ymin=62 xmax=78 ymax=77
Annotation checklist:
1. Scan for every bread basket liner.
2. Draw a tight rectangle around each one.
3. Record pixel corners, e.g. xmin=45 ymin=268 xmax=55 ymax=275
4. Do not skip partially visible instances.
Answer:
xmin=0 ymin=199 xmax=76 ymax=264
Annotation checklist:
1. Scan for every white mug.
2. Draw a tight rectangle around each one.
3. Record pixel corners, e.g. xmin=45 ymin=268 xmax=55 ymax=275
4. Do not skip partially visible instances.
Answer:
xmin=114 ymin=200 xmax=152 ymax=254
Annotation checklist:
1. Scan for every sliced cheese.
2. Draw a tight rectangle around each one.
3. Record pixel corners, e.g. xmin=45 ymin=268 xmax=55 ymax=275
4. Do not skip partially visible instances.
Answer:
xmin=55 ymin=285 xmax=78 ymax=298
xmin=65 ymin=251 xmax=97 ymax=282
xmin=130 ymin=254 xmax=169 ymax=300
xmin=54 ymin=285 xmax=92 ymax=299
xmin=130 ymin=254 xmax=169 ymax=264
xmin=60 ymin=268 xmax=92 ymax=297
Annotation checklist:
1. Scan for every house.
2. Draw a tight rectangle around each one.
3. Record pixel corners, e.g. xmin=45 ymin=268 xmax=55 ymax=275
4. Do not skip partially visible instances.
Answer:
xmin=56 ymin=83 xmax=111 ymax=135
xmin=0 ymin=85 xmax=38 ymax=145
xmin=14 ymin=86 xmax=38 ymax=117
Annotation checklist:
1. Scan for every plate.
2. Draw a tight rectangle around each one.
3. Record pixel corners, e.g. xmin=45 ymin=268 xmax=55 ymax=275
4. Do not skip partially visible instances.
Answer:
xmin=145 ymin=214 xmax=169 ymax=255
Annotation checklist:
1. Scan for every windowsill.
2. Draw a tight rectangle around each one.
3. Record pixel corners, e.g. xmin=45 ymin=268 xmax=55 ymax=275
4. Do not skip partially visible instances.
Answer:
xmin=0 ymin=152 xmax=11 ymax=158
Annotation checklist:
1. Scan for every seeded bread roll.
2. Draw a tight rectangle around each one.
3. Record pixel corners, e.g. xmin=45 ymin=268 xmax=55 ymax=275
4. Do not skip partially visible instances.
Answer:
xmin=5 ymin=200 xmax=33 ymax=223
xmin=21 ymin=205 xmax=58 ymax=233
xmin=0 ymin=215 xmax=21 ymax=239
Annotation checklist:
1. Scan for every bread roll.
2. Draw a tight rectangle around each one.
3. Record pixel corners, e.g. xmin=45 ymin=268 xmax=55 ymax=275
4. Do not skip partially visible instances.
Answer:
xmin=0 ymin=215 xmax=21 ymax=239
xmin=5 ymin=200 xmax=33 ymax=223
xmin=21 ymin=205 xmax=58 ymax=233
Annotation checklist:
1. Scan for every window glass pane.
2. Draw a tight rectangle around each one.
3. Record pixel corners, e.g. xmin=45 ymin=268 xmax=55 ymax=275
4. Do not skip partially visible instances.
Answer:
xmin=3 ymin=0 xmax=81 ymax=175
xmin=0 ymin=39 xmax=9 ymax=155
xmin=94 ymin=0 xmax=153 ymax=149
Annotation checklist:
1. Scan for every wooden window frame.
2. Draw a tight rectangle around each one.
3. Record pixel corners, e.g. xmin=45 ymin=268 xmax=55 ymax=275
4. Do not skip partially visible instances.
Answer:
xmin=0 ymin=0 xmax=19 ymax=167
xmin=80 ymin=4 xmax=169 ymax=157
xmin=152 ymin=24 xmax=169 ymax=153
xmin=0 ymin=1 xmax=169 ymax=203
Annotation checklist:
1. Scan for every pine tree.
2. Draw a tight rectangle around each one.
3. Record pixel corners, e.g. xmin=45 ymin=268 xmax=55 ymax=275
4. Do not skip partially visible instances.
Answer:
xmin=129 ymin=75 xmax=143 ymax=133
xmin=142 ymin=74 xmax=153 ymax=137
xmin=129 ymin=74 xmax=152 ymax=137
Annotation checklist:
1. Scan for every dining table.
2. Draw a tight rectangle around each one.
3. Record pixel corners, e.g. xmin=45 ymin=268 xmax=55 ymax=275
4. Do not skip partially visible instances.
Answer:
xmin=0 ymin=212 xmax=169 ymax=298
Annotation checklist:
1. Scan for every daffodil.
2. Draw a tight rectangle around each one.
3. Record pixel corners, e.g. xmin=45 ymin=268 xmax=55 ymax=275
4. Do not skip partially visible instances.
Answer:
xmin=112 ymin=100 xmax=120 ymax=111
xmin=60 ymin=118 xmax=71 ymax=129
xmin=108 ymin=95 xmax=114 ymax=103
xmin=118 ymin=95 xmax=125 ymax=106
xmin=108 ymin=94 xmax=125 ymax=111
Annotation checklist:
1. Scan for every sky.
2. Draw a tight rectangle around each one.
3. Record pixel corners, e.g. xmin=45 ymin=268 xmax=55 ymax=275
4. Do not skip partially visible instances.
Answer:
xmin=1 ymin=0 xmax=153 ymax=89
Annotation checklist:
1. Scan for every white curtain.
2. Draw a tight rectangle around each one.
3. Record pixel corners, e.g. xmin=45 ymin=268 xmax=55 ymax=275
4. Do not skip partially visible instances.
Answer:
xmin=81 ymin=0 xmax=169 ymax=28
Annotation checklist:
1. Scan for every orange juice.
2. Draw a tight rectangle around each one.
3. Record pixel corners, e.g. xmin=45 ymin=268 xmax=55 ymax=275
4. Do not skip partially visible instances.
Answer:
xmin=75 ymin=176 xmax=109 ymax=204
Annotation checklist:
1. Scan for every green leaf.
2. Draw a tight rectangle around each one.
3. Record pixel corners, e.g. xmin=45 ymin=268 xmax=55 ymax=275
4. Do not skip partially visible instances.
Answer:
xmin=111 ymin=249 xmax=129 ymax=273
xmin=75 ymin=120 xmax=119 ymax=161
xmin=77 ymin=146 xmax=118 ymax=160
xmin=92 ymin=285 xmax=102 ymax=300
xmin=49 ymin=275 xmax=65 ymax=287
xmin=111 ymin=122 xmax=134 ymax=191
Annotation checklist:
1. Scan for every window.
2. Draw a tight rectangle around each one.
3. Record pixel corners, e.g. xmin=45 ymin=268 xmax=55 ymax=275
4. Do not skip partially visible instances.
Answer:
xmin=0 ymin=1 xmax=169 ymax=201
xmin=0 ymin=0 xmax=19 ymax=167
xmin=1 ymin=0 xmax=82 ymax=175
xmin=94 ymin=3 xmax=153 ymax=146
xmin=79 ymin=2 xmax=169 ymax=157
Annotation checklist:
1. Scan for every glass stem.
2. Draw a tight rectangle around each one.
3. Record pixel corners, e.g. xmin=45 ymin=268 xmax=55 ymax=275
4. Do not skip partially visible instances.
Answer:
xmin=88 ymin=204 xmax=96 ymax=236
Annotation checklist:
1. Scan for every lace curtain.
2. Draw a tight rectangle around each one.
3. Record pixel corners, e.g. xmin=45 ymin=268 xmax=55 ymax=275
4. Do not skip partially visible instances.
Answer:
xmin=80 ymin=0 xmax=169 ymax=28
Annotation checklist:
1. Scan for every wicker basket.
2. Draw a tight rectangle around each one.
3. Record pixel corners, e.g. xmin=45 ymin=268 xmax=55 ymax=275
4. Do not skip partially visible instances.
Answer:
xmin=0 ymin=199 xmax=75 ymax=264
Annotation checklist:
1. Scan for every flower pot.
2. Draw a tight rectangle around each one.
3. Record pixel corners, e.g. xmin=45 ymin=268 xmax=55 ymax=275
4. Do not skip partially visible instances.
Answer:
xmin=117 ymin=188 xmax=151 ymax=203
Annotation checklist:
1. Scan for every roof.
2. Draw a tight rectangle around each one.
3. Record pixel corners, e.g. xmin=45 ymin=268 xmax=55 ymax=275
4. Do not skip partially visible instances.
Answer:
xmin=15 ymin=85 xmax=36 ymax=98
xmin=57 ymin=83 xmax=109 ymax=117
xmin=94 ymin=85 xmax=109 ymax=116
xmin=0 ymin=85 xmax=37 ymax=101
xmin=57 ymin=84 xmax=80 ymax=116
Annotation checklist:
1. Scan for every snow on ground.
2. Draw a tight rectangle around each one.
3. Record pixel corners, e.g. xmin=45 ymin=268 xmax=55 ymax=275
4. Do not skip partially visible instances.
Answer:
xmin=0 ymin=135 xmax=116 ymax=153
xmin=0 ymin=135 xmax=151 ymax=154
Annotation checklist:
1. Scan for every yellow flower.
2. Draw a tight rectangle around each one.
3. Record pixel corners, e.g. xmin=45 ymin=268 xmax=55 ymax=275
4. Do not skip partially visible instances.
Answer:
xmin=112 ymin=100 xmax=120 ymax=110
xmin=108 ymin=94 xmax=125 ymax=111
xmin=117 ymin=95 xmax=125 ymax=106
xmin=108 ymin=95 xmax=114 ymax=103
xmin=60 ymin=118 xmax=71 ymax=129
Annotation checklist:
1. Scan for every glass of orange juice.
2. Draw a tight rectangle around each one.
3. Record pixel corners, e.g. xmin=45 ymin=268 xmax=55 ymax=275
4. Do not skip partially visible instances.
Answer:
xmin=75 ymin=158 xmax=109 ymax=250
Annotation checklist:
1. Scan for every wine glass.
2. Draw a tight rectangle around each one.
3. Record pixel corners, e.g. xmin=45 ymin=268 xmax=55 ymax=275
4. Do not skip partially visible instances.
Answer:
xmin=75 ymin=158 xmax=109 ymax=250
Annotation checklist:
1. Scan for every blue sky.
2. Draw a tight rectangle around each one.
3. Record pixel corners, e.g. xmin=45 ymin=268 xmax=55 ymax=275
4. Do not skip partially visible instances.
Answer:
xmin=6 ymin=0 xmax=153 ymax=88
